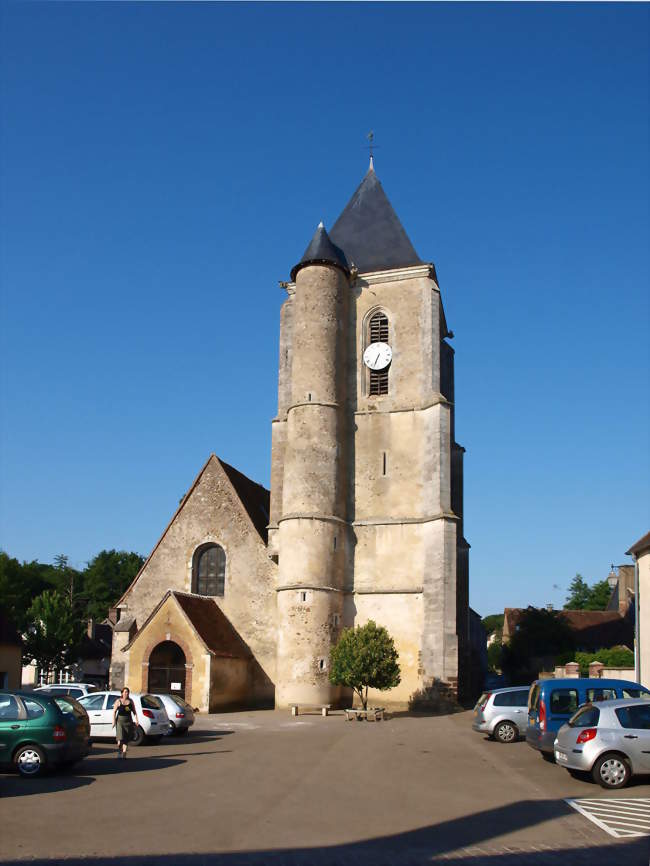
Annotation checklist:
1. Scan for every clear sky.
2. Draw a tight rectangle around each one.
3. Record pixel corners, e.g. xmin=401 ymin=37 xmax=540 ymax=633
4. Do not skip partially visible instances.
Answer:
xmin=1 ymin=2 xmax=648 ymax=617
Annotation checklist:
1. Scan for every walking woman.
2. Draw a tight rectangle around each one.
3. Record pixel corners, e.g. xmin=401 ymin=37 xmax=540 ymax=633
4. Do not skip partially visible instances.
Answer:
xmin=112 ymin=687 xmax=138 ymax=759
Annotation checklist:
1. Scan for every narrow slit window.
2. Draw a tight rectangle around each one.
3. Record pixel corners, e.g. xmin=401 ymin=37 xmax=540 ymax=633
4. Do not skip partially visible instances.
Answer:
xmin=382 ymin=452 xmax=387 ymax=476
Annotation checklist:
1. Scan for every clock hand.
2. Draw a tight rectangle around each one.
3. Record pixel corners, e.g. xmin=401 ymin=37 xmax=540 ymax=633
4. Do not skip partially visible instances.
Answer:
xmin=374 ymin=352 xmax=381 ymax=365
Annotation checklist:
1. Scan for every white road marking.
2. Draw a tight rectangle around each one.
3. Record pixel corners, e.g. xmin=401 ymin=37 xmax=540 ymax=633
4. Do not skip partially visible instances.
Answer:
xmin=566 ymin=797 xmax=650 ymax=838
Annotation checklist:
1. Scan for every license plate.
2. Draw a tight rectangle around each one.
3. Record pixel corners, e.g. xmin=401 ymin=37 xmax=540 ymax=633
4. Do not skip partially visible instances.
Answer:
xmin=556 ymin=751 xmax=568 ymax=763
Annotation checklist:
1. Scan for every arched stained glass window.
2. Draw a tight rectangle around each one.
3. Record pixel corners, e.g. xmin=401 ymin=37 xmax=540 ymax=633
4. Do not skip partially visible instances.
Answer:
xmin=193 ymin=544 xmax=226 ymax=596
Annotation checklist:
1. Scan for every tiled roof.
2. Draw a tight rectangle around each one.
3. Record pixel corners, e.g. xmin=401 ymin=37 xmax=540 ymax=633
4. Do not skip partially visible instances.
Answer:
xmin=173 ymin=592 xmax=251 ymax=659
xmin=218 ymin=458 xmax=270 ymax=542
xmin=290 ymin=222 xmax=349 ymax=282
xmin=503 ymin=606 xmax=633 ymax=651
xmin=627 ymin=531 xmax=650 ymax=557
xmin=329 ymin=165 xmax=423 ymax=274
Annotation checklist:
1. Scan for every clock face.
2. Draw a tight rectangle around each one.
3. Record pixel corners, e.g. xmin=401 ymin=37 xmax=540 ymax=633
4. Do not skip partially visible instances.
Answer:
xmin=363 ymin=341 xmax=392 ymax=371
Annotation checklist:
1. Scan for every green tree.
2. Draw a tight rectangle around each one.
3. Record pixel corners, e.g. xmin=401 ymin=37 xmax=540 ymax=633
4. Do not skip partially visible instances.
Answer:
xmin=81 ymin=550 xmax=144 ymax=621
xmin=487 ymin=638 xmax=503 ymax=673
xmin=329 ymin=620 xmax=401 ymax=709
xmin=482 ymin=613 xmax=504 ymax=639
xmin=0 ymin=552 xmax=56 ymax=632
xmin=501 ymin=606 xmax=575 ymax=685
xmin=23 ymin=590 xmax=86 ymax=679
xmin=564 ymin=573 xmax=612 ymax=611
xmin=564 ymin=574 xmax=591 ymax=609
xmin=585 ymin=579 xmax=612 ymax=611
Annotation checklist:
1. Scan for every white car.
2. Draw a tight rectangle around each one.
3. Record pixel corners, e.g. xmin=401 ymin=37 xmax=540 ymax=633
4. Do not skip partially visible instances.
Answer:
xmin=154 ymin=694 xmax=195 ymax=735
xmin=78 ymin=691 xmax=170 ymax=745
xmin=35 ymin=683 xmax=99 ymax=699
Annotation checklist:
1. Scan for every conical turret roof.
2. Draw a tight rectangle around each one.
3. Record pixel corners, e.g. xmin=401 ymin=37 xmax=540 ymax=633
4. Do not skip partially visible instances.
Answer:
xmin=329 ymin=163 xmax=422 ymax=273
xmin=290 ymin=222 xmax=350 ymax=282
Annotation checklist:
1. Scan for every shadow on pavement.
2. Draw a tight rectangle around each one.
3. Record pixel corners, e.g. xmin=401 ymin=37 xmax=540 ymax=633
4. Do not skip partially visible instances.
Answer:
xmin=1 ymin=799 xmax=647 ymax=864
xmin=0 ymin=774 xmax=94 ymax=797
xmin=0 ymin=755 xmax=186 ymax=797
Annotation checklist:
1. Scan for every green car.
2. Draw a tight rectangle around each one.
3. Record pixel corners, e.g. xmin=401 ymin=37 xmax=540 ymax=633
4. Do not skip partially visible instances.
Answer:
xmin=0 ymin=690 xmax=91 ymax=777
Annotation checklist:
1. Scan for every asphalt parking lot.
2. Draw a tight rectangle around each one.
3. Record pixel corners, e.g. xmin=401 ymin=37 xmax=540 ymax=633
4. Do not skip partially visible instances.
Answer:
xmin=1 ymin=709 xmax=649 ymax=865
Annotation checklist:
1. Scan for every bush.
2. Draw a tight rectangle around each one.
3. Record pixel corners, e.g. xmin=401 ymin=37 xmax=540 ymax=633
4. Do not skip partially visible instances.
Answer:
xmin=575 ymin=647 xmax=635 ymax=675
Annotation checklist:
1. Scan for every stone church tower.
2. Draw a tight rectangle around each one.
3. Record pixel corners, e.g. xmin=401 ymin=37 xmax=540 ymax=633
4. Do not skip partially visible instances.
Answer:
xmin=110 ymin=160 xmax=469 ymax=712
xmin=269 ymin=161 xmax=470 ymax=707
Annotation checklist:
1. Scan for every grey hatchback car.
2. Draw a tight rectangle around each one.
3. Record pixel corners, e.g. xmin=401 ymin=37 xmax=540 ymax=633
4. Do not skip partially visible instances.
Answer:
xmin=554 ymin=698 xmax=650 ymax=789
xmin=473 ymin=686 xmax=530 ymax=743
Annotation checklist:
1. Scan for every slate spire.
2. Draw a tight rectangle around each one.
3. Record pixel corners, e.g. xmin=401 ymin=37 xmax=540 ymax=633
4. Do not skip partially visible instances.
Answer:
xmin=329 ymin=166 xmax=422 ymax=274
xmin=290 ymin=222 xmax=350 ymax=282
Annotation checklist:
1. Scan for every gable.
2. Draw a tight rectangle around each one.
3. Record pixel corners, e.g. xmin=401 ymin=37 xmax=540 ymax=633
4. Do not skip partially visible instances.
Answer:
xmin=125 ymin=591 xmax=250 ymax=659
xmin=116 ymin=454 xmax=270 ymax=610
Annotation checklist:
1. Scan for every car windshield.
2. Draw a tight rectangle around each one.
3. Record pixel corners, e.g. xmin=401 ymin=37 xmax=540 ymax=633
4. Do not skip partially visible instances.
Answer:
xmin=569 ymin=705 xmax=600 ymax=727
xmin=54 ymin=696 xmax=86 ymax=719
xmin=474 ymin=692 xmax=490 ymax=710
xmin=141 ymin=695 xmax=163 ymax=710
xmin=528 ymin=684 xmax=540 ymax=712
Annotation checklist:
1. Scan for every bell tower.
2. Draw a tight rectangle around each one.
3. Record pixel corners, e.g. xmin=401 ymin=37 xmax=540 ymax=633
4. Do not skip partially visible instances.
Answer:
xmin=269 ymin=164 xmax=470 ymax=707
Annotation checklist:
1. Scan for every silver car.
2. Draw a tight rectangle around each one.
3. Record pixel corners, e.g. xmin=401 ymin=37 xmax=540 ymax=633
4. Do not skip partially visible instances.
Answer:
xmin=554 ymin=698 xmax=650 ymax=789
xmin=154 ymin=694 xmax=195 ymax=735
xmin=472 ymin=686 xmax=530 ymax=743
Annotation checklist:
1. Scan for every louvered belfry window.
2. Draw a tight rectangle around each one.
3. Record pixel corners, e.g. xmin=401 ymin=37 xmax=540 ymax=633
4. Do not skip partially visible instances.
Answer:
xmin=369 ymin=312 xmax=390 ymax=396
xmin=194 ymin=544 xmax=226 ymax=596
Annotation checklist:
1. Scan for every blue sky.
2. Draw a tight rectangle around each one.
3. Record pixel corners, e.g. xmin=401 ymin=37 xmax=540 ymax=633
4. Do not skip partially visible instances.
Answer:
xmin=1 ymin=2 xmax=648 ymax=617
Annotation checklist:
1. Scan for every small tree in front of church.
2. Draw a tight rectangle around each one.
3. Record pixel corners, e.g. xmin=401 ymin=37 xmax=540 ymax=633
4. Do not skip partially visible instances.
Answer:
xmin=329 ymin=620 xmax=401 ymax=709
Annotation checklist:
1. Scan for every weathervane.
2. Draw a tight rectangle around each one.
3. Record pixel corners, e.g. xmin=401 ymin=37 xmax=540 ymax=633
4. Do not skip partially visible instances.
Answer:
xmin=365 ymin=130 xmax=378 ymax=168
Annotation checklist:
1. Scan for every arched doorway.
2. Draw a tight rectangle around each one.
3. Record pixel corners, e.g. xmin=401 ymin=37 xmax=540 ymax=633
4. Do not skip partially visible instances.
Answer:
xmin=148 ymin=641 xmax=186 ymax=699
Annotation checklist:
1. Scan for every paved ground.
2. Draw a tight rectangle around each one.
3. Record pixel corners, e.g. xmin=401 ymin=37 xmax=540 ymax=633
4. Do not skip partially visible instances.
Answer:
xmin=2 ymin=709 xmax=650 ymax=865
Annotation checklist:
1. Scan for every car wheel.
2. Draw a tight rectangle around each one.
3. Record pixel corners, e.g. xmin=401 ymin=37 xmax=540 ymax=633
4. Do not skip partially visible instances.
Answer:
xmin=592 ymin=753 xmax=631 ymax=789
xmin=494 ymin=721 xmax=518 ymax=744
xmin=14 ymin=744 xmax=46 ymax=777
xmin=131 ymin=725 xmax=146 ymax=746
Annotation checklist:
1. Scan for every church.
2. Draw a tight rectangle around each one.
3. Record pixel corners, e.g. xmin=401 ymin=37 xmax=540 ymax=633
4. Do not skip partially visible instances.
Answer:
xmin=109 ymin=161 xmax=471 ymax=710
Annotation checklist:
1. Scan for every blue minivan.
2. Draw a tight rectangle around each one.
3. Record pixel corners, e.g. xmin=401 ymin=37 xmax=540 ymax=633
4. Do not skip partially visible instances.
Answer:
xmin=526 ymin=677 xmax=650 ymax=759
